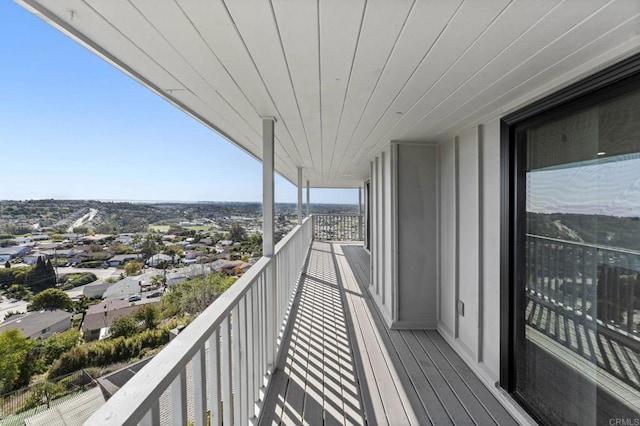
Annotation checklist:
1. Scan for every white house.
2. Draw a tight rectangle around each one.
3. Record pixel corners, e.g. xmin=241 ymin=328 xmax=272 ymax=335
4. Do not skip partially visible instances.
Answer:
xmin=146 ymin=253 xmax=173 ymax=267
xmin=102 ymin=276 xmax=146 ymax=300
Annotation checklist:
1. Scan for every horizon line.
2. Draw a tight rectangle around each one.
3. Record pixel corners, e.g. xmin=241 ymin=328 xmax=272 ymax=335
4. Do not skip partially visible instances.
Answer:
xmin=0 ymin=198 xmax=359 ymax=206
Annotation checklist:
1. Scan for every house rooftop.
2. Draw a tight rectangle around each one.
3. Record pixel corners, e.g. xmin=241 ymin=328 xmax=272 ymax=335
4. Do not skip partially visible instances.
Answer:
xmin=0 ymin=310 xmax=72 ymax=339
xmin=0 ymin=246 xmax=28 ymax=255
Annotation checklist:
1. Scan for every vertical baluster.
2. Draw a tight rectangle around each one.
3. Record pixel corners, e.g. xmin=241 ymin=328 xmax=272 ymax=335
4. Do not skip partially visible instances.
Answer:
xmin=209 ymin=329 xmax=221 ymax=426
xmin=526 ymin=237 xmax=531 ymax=293
xmin=266 ymin=260 xmax=277 ymax=373
xmin=171 ymin=370 xmax=187 ymax=425
xmin=571 ymin=245 xmax=578 ymax=312
xmin=221 ymin=316 xmax=233 ymax=426
xmin=240 ymin=296 xmax=249 ymax=424
xmin=592 ymin=248 xmax=599 ymax=324
xmin=615 ymin=262 xmax=621 ymax=327
xmin=232 ymin=304 xmax=243 ymax=425
xmin=193 ymin=348 xmax=207 ymax=426
xmin=553 ymin=242 xmax=559 ymax=303
xmin=533 ymin=237 xmax=539 ymax=296
xmin=140 ymin=401 xmax=160 ymax=426
xmin=628 ymin=254 xmax=635 ymax=333
xmin=246 ymin=288 xmax=255 ymax=420
xmin=562 ymin=242 xmax=568 ymax=307
xmin=540 ymin=241 xmax=551 ymax=300
xmin=260 ymin=274 xmax=266 ymax=376
xmin=581 ymin=247 xmax=588 ymax=318
xmin=253 ymin=285 xmax=261 ymax=405
xmin=547 ymin=241 xmax=553 ymax=301
xmin=603 ymin=261 xmax=610 ymax=323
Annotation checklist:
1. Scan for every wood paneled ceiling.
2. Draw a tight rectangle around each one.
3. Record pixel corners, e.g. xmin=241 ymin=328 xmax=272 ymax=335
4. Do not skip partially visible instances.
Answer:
xmin=18 ymin=0 xmax=640 ymax=187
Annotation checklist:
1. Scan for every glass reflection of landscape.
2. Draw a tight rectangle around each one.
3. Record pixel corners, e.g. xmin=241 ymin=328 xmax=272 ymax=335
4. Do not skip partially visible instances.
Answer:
xmin=519 ymin=89 xmax=640 ymax=425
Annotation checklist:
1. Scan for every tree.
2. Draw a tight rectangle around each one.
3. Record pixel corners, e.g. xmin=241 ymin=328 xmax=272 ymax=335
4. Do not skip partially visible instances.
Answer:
xmin=74 ymin=295 xmax=91 ymax=312
xmin=110 ymin=242 xmax=134 ymax=255
xmin=163 ymin=245 xmax=184 ymax=264
xmin=23 ymin=381 xmax=64 ymax=410
xmin=30 ymin=288 xmax=74 ymax=311
xmin=150 ymin=274 xmax=165 ymax=287
xmin=0 ymin=239 xmax=17 ymax=248
xmin=140 ymin=233 xmax=159 ymax=259
xmin=27 ymin=257 xmax=56 ymax=292
xmin=0 ymin=329 xmax=33 ymax=393
xmin=109 ymin=316 xmax=140 ymax=338
xmin=124 ymin=260 xmax=144 ymax=276
xmin=36 ymin=329 xmax=81 ymax=365
xmin=6 ymin=284 xmax=32 ymax=301
xmin=229 ymin=223 xmax=247 ymax=242
xmin=161 ymin=273 xmax=235 ymax=317
xmin=134 ymin=304 xmax=161 ymax=330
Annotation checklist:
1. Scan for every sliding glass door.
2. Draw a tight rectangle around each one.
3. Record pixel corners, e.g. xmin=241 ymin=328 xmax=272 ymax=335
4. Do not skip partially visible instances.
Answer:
xmin=508 ymin=79 xmax=640 ymax=424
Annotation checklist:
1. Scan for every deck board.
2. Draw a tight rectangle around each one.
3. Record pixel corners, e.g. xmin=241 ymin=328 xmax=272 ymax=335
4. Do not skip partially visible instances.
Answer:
xmin=259 ymin=242 xmax=517 ymax=425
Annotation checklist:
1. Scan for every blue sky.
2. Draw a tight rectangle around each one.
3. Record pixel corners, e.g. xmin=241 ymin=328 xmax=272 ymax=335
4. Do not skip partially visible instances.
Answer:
xmin=0 ymin=2 xmax=357 ymax=205
xmin=527 ymin=156 xmax=640 ymax=217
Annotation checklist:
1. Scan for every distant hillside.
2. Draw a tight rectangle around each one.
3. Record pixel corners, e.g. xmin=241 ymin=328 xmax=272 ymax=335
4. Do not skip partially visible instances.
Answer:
xmin=0 ymin=199 xmax=359 ymax=235
xmin=527 ymin=212 xmax=640 ymax=251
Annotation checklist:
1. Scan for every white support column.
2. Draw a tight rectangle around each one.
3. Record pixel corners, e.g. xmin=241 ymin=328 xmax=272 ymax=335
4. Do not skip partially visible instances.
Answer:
xmin=358 ymin=186 xmax=363 ymax=241
xmin=306 ymin=180 xmax=310 ymax=217
xmin=261 ymin=117 xmax=277 ymax=373
xmin=262 ymin=117 xmax=276 ymax=257
xmin=297 ymin=167 xmax=303 ymax=225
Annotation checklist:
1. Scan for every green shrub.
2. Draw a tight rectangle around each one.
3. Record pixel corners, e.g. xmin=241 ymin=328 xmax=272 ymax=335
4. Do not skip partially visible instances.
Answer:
xmin=66 ymin=273 xmax=97 ymax=288
xmin=77 ymin=261 xmax=105 ymax=269
xmin=17 ymin=381 xmax=64 ymax=413
xmin=48 ymin=328 xmax=170 ymax=378
xmin=48 ymin=346 xmax=88 ymax=378
xmin=36 ymin=329 xmax=82 ymax=365
xmin=109 ymin=316 xmax=140 ymax=339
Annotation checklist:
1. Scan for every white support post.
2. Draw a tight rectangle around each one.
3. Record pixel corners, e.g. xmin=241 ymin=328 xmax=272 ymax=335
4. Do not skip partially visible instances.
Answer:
xmin=262 ymin=117 xmax=277 ymax=373
xmin=297 ymin=167 xmax=303 ymax=225
xmin=358 ymin=186 xmax=363 ymax=240
xmin=263 ymin=117 xmax=275 ymax=257
xmin=306 ymin=180 xmax=310 ymax=217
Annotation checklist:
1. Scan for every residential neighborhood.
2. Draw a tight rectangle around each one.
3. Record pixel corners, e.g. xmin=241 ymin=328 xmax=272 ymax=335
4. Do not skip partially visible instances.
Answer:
xmin=0 ymin=199 xmax=358 ymax=424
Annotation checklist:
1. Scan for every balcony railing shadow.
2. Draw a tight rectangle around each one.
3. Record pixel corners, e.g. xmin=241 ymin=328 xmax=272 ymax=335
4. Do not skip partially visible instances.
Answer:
xmin=259 ymin=243 xmax=366 ymax=425
xmin=261 ymin=240 xmax=518 ymax=425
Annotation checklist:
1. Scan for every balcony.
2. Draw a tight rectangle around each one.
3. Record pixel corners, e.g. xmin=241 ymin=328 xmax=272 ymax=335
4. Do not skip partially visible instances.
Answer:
xmin=524 ymin=235 xmax=640 ymax=413
xmin=86 ymin=215 xmax=517 ymax=425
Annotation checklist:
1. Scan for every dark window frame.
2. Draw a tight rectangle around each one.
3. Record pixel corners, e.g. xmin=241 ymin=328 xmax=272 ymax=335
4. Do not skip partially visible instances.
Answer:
xmin=500 ymin=52 xmax=640 ymax=418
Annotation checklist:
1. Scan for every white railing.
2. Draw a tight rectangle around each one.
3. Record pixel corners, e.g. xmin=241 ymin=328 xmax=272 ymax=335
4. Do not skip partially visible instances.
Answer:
xmin=86 ymin=217 xmax=313 ymax=425
xmin=312 ymin=214 xmax=364 ymax=241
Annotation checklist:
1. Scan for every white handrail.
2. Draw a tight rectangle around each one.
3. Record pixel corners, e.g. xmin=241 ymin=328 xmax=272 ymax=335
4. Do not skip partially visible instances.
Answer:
xmin=312 ymin=213 xmax=364 ymax=241
xmin=86 ymin=217 xmax=313 ymax=425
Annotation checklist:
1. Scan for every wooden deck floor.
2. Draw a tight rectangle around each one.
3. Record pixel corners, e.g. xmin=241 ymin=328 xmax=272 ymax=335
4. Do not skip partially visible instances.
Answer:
xmin=260 ymin=242 xmax=517 ymax=425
